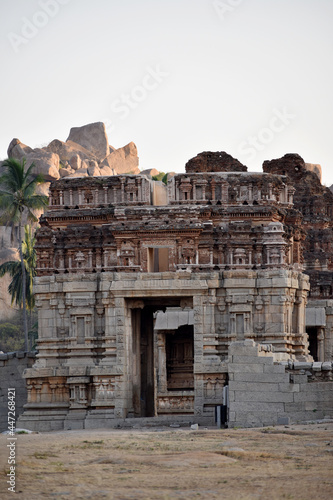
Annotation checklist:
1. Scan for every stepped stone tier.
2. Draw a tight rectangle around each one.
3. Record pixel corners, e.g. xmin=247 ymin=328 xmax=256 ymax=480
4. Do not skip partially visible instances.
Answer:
xmin=19 ymin=151 xmax=333 ymax=431
xmin=263 ymin=153 xmax=333 ymax=363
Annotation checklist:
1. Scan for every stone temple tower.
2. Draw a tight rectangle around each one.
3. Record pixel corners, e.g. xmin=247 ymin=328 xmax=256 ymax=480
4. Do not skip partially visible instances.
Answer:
xmin=19 ymin=151 xmax=310 ymax=430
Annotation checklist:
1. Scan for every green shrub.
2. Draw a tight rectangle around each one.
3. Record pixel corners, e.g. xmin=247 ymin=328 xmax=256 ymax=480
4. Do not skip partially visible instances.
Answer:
xmin=0 ymin=323 xmax=24 ymax=352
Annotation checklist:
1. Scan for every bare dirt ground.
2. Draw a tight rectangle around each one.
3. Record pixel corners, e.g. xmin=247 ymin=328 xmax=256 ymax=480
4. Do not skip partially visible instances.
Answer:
xmin=1 ymin=422 xmax=333 ymax=499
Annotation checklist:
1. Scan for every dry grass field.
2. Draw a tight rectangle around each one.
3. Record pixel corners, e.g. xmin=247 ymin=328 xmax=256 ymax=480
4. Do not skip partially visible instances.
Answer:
xmin=1 ymin=422 xmax=333 ymax=499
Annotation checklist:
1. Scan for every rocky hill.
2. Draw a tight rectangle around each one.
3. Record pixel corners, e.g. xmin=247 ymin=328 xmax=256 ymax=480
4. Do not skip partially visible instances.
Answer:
xmin=6 ymin=122 xmax=140 ymax=181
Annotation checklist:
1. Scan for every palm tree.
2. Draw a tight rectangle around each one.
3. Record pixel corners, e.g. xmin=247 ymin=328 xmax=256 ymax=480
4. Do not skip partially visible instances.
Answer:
xmin=0 ymin=158 xmax=48 ymax=351
xmin=0 ymin=225 xmax=37 ymax=312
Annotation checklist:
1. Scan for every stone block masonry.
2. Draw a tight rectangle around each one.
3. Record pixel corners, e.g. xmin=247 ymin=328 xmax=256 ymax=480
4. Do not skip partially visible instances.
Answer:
xmin=228 ymin=340 xmax=333 ymax=428
xmin=0 ymin=352 xmax=36 ymax=432
xmin=16 ymin=151 xmax=332 ymax=430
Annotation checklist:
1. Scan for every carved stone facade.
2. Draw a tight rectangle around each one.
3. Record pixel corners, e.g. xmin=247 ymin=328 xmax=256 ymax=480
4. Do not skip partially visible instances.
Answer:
xmin=19 ymin=153 xmax=321 ymax=430
xmin=263 ymin=153 xmax=333 ymax=362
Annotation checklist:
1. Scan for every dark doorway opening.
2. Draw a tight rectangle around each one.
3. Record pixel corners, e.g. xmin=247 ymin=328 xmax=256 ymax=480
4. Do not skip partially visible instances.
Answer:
xmin=166 ymin=325 xmax=194 ymax=391
xmin=132 ymin=306 xmax=155 ymax=417
xmin=130 ymin=297 xmax=192 ymax=418
xmin=307 ymin=327 xmax=318 ymax=361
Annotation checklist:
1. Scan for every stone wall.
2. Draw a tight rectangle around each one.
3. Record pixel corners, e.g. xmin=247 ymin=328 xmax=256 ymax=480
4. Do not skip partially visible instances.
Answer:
xmin=0 ymin=352 xmax=36 ymax=432
xmin=228 ymin=340 xmax=333 ymax=428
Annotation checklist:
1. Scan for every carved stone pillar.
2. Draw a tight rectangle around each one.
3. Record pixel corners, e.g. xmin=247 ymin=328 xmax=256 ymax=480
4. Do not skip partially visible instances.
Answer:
xmin=96 ymin=248 xmax=102 ymax=269
xmin=88 ymin=250 xmax=93 ymax=269
xmin=137 ymin=178 xmax=142 ymax=202
xmin=103 ymin=249 xmax=109 ymax=268
xmin=103 ymin=186 xmax=108 ymax=204
xmin=112 ymin=186 xmax=117 ymax=204
xmin=209 ymin=247 xmax=213 ymax=265
xmin=248 ymin=183 xmax=253 ymax=203
xmin=317 ymin=328 xmax=325 ymax=362
xmin=120 ymin=179 xmax=125 ymax=203
xmin=221 ymin=181 xmax=228 ymax=203
xmin=192 ymin=180 xmax=196 ymax=201
xmin=211 ymin=180 xmax=216 ymax=201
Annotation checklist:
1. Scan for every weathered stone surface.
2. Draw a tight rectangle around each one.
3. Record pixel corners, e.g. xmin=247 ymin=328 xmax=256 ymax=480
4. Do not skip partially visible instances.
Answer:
xmin=306 ymin=307 xmax=326 ymax=327
xmin=263 ymin=153 xmax=333 ymax=311
xmin=99 ymin=165 xmax=114 ymax=176
xmin=263 ymin=153 xmax=307 ymax=176
xmin=152 ymin=181 xmax=167 ymax=206
xmin=101 ymin=142 xmax=139 ymax=174
xmin=46 ymin=139 xmax=97 ymax=163
xmin=67 ymin=122 xmax=109 ymax=160
xmin=66 ymin=168 xmax=89 ymax=178
xmin=140 ymin=168 xmax=160 ymax=177
xmin=7 ymin=138 xmax=33 ymax=160
xmin=305 ymin=162 xmax=322 ymax=182
xmin=24 ymin=149 xmax=60 ymax=181
xmin=69 ymin=154 xmax=81 ymax=171
xmin=185 ymin=151 xmax=247 ymax=173
xmin=60 ymin=167 xmax=75 ymax=178
xmin=87 ymin=164 xmax=101 ymax=176
xmin=228 ymin=341 xmax=333 ymax=428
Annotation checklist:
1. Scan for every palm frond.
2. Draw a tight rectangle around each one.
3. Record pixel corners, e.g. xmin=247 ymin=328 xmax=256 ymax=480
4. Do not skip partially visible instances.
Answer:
xmin=25 ymin=194 xmax=49 ymax=209
xmin=0 ymin=225 xmax=36 ymax=311
xmin=0 ymin=260 xmax=20 ymax=277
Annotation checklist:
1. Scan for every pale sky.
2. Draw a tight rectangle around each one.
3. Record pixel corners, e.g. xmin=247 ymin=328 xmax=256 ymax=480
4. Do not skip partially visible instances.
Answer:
xmin=1 ymin=0 xmax=333 ymax=185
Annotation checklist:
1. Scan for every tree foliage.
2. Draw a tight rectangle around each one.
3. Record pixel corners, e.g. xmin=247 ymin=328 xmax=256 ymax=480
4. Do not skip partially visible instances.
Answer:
xmin=0 ymin=322 xmax=24 ymax=352
xmin=0 ymin=157 xmax=48 ymax=351
xmin=151 ymin=172 xmax=169 ymax=185
xmin=0 ymin=225 xmax=36 ymax=311
xmin=0 ymin=158 xmax=48 ymax=226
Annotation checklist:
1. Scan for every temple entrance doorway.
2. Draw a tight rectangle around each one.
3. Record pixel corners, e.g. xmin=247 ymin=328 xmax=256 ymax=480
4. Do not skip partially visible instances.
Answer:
xmin=129 ymin=297 xmax=194 ymax=418
xmin=132 ymin=306 xmax=155 ymax=417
